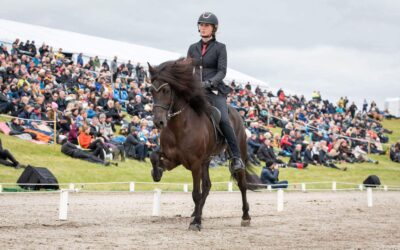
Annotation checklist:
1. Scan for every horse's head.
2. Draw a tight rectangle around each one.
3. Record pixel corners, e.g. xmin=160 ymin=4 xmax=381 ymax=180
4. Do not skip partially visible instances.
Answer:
xmin=148 ymin=62 xmax=177 ymax=129
xmin=148 ymin=59 xmax=209 ymax=129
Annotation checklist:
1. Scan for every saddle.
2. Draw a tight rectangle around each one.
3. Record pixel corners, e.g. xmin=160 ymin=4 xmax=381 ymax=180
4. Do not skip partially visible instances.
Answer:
xmin=208 ymin=106 xmax=224 ymax=143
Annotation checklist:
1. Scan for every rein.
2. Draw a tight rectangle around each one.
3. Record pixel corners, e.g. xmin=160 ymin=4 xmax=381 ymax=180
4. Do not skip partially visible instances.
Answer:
xmin=151 ymin=82 xmax=186 ymax=119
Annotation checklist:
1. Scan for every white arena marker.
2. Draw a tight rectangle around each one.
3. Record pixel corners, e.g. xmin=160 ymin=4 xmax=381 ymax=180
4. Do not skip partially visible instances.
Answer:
xmin=69 ymin=183 xmax=75 ymax=190
xmin=267 ymin=185 xmax=272 ymax=192
xmin=332 ymin=181 xmax=337 ymax=191
xmin=277 ymin=189 xmax=284 ymax=212
xmin=59 ymin=190 xmax=69 ymax=221
xmin=228 ymin=182 xmax=233 ymax=192
xmin=359 ymin=184 xmax=363 ymax=191
xmin=301 ymin=183 xmax=306 ymax=192
xmin=152 ymin=189 xmax=162 ymax=216
xmin=383 ymin=185 xmax=388 ymax=192
xmin=183 ymin=184 xmax=188 ymax=193
xmin=129 ymin=182 xmax=135 ymax=192
xmin=367 ymin=187 xmax=373 ymax=207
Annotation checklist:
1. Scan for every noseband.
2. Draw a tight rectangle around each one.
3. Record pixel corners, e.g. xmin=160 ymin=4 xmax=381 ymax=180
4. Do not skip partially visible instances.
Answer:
xmin=151 ymin=82 xmax=185 ymax=120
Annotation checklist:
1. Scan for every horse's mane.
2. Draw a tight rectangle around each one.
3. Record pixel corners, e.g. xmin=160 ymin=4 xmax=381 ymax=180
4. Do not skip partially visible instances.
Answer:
xmin=149 ymin=58 xmax=209 ymax=115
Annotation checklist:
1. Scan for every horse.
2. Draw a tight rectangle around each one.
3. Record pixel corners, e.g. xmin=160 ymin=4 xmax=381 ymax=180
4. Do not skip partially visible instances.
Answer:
xmin=148 ymin=58 xmax=261 ymax=231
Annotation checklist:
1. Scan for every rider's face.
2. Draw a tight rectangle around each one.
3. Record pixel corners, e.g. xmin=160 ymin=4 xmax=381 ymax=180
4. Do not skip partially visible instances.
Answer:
xmin=199 ymin=23 xmax=213 ymax=38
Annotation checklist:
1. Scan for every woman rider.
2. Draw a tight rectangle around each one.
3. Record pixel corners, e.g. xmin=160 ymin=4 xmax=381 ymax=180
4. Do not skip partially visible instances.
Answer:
xmin=187 ymin=12 xmax=244 ymax=174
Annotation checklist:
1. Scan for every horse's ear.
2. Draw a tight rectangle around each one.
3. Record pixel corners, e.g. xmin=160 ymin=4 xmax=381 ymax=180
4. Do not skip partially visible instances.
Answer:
xmin=147 ymin=62 xmax=155 ymax=76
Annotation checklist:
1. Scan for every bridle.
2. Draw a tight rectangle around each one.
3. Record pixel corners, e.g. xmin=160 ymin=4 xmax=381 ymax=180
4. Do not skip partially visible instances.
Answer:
xmin=151 ymin=82 xmax=186 ymax=120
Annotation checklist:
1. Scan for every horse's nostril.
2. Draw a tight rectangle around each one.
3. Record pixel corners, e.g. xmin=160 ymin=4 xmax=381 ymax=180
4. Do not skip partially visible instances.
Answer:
xmin=159 ymin=121 xmax=164 ymax=126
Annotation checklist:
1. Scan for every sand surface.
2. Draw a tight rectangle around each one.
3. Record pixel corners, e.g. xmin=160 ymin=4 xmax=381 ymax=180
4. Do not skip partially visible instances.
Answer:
xmin=0 ymin=191 xmax=399 ymax=249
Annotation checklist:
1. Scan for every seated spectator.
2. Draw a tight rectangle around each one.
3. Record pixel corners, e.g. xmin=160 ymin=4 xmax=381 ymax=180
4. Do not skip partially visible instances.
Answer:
xmin=257 ymin=139 xmax=286 ymax=168
xmin=260 ymin=163 xmax=288 ymax=189
xmin=288 ymin=144 xmax=308 ymax=169
xmin=247 ymin=133 xmax=261 ymax=166
xmin=78 ymin=125 xmax=110 ymax=159
xmin=0 ymin=138 xmax=25 ymax=169
xmin=0 ymin=86 xmax=13 ymax=114
xmin=280 ymin=131 xmax=294 ymax=153
xmin=352 ymin=144 xmax=378 ymax=164
xmin=390 ymin=142 xmax=400 ymax=163
xmin=60 ymin=138 xmax=116 ymax=166
xmin=124 ymin=128 xmax=147 ymax=161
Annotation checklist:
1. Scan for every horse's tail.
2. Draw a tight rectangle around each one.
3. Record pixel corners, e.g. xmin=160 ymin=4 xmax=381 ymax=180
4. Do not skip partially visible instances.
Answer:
xmin=231 ymin=158 xmax=263 ymax=191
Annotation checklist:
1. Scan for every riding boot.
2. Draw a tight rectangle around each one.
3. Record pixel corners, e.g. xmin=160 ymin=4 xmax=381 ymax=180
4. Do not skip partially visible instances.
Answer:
xmin=219 ymin=122 xmax=244 ymax=174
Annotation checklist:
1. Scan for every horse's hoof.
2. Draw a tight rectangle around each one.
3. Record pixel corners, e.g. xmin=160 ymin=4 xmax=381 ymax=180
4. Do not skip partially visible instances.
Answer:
xmin=241 ymin=219 xmax=251 ymax=227
xmin=188 ymin=223 xmax=202 ymax=231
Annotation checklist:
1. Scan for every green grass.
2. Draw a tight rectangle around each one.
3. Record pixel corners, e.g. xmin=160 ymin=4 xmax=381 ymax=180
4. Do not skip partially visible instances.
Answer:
xmin=0 ymin=119 xmax=399 ymax=191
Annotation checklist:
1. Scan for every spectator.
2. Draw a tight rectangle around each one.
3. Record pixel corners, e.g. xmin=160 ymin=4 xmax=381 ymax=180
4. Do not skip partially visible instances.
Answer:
xmin=288 ymin=144 xmax=308 ymax=169
xmin=257 ymin=139 xmax=286 ymax=168
xmin=0 ymin=138 xmax=25 ymax=169
xmin=60 ymin=139 xmax=115 ymax=166
xmin=124 ymin=128 xmax=147 ymax=161
xmin=260 ymin=163 xmax=288 ymax=189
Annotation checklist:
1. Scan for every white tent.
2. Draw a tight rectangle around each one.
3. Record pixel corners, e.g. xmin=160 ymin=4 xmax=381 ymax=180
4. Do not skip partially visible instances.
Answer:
xmin=384 ymin=97 xmax=400 ymax=118
xmin=0 ymin=19 xmax=268 ymax=87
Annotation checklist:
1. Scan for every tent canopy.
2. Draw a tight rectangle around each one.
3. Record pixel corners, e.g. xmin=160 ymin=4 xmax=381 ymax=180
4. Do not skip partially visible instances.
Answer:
xmin=0 ymin=19 xmax=268 ymax=87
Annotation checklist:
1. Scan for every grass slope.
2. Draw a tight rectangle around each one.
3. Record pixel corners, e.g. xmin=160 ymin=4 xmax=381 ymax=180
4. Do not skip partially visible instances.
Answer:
xmin=0 ymin=119 xmax=399 ymax=191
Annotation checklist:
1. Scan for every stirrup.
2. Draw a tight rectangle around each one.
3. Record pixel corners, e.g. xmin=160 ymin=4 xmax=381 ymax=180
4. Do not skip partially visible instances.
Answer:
xmin=229 ymin=157 xmax=245 ymax=174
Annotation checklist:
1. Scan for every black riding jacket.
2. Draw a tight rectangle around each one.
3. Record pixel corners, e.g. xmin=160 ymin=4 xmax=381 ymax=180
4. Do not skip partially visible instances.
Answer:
xmin=187 ymin=38 xmax=231 ymax=96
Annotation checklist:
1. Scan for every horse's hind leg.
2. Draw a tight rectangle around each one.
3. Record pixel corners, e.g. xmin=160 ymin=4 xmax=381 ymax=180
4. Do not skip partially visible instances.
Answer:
xmin=189 ymin=167 xmax=202 ymax=231
xmin=237 ymin=170 xmax=251 ymax=226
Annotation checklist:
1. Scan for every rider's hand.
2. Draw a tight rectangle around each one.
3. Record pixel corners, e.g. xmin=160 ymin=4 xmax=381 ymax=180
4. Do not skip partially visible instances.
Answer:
xmin=202 ymin=80 xmax=212 ymax=89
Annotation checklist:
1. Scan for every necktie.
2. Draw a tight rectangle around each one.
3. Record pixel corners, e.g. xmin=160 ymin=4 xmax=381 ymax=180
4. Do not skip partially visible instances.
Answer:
xmin=201 ymin=43 xmax=208 ymax=56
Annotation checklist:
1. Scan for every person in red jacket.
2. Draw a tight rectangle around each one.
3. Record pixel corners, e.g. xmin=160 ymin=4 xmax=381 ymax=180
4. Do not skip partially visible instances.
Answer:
xmin=280 ymin=131 xmax=294 ymax=153
xmin=78 ymin=125 xmax=110 ymax=160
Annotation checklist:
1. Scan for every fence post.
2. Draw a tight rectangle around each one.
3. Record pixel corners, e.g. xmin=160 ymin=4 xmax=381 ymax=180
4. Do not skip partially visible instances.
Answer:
xmin=367 ymin=188 xmax=373 ymax=207
xmin=367 ymin=140 xmax=371 ymax=154
xmin=228 ymin=182 xmax=233 ymax=192
xmin=53 ymin=112 xmax=57 ymax=151
xmin=301 ymin=183 xmax=306 ymax=192
xmin=359 ymin=184 xmax=363 ymax=191
xmin=383 ymin=185 xmax=388 ymax=191
xmin=0 ymin=184 xmax=2 ymax=193
xmin=152 ymin=189 xmax=161 ymax=216
xmin=59 ymin=190 xmax=69 ymax=221
xmin=69 ymin=183 xmax=75 ymax=190
xmin=332 ymin=181 xmax=336 ymax=191
xmin=129 ymin=182 xmax=135 ymax=192
xmin=183 ymin=184 xmax=188 ymax=193
xmin=277 ymin=189 xmax=284 ymax=212
xmin=267 ymin=185 xmax=272 ymax=192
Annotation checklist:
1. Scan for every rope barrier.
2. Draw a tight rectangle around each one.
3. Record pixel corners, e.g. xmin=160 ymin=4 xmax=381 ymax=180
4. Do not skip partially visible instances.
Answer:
xmin=0 ymin=114 xmax=55 ymax=123
xmin=1 ymin=181 xmax=398 ymax=191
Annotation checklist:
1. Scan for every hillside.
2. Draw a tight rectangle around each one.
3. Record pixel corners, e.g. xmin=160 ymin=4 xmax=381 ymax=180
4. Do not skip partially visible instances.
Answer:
xmin=0 ymin=119 xmax=399 ymax=191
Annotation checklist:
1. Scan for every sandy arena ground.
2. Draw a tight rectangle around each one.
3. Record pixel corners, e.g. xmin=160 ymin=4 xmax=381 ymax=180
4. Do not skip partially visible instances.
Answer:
xmin=0 ymin=191 xmax=399 ymax=249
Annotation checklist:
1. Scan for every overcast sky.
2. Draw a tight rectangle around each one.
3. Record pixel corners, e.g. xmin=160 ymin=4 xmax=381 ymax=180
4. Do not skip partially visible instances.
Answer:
xmin=1 ymin=0 xmax=399 ymax=108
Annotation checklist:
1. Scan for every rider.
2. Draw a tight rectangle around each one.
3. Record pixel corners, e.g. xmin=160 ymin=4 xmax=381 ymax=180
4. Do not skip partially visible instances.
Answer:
xmin=187 ymin=12 xmax=244 ymax=174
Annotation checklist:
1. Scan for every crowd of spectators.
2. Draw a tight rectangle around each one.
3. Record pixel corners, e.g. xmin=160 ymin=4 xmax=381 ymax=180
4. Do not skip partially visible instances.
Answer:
xmin=0 ymin=38 xmax=397 ymax=170
xmin=0 ymin=38 xmax=157 ymax=164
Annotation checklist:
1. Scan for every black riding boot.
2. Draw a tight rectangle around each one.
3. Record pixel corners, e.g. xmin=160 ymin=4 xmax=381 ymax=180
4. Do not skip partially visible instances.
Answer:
xmin=220 ymin=122 xmax=244 ymax=174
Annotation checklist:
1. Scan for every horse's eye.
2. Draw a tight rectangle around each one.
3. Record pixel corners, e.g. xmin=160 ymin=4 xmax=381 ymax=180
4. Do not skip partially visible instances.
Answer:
xmin=163 ymin=88 xmax=169 ymax=94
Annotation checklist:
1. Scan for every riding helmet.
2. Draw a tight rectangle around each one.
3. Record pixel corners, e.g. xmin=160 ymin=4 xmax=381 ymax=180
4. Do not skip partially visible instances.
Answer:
xmin=197 ymin=12 xmax=219 ymax=29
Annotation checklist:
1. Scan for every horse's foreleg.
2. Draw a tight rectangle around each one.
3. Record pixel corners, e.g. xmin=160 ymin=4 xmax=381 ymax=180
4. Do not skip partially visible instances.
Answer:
xmin=189 ymin=167 xmax=202 ymax=231
xmin=237 ymin=170 xmax=251 ymax=226
xmin=150 ymin=151 xmax=177 ymax=182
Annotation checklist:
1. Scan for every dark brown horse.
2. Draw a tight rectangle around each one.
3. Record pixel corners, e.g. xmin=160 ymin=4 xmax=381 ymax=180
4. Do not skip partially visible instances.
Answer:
xmin=148 ymin=58 xmax=260 ymax=231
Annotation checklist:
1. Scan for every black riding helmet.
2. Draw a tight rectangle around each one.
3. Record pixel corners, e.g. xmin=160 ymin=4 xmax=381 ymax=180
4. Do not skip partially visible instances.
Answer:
xmin=198 ymin=12 xmax=218 ymax=32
